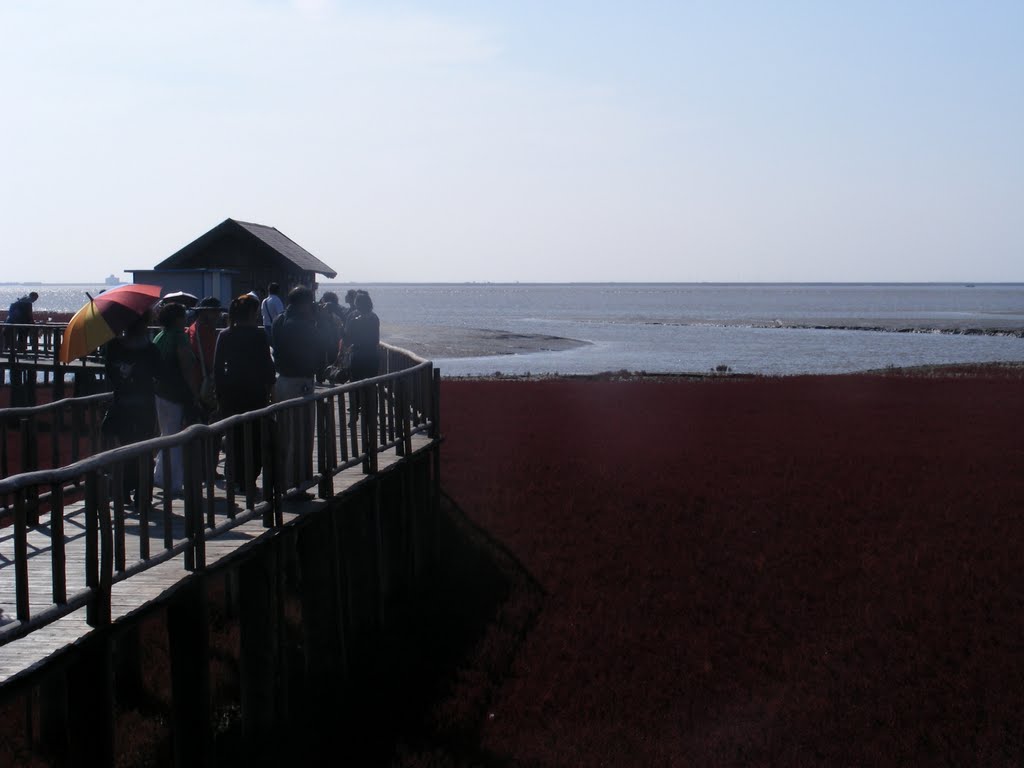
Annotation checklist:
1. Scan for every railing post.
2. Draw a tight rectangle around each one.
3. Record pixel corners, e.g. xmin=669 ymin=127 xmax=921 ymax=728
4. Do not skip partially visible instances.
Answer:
xmin=162 ymin=446 xmax=174 ymax=550
xmin=317 ymin=399 xmax=332 ymax=500
xmin=14 ymin=489 xmax=30 ymax=622
xmin=183 ymin=442 xmax=202 ymax=571
xmin=112 ymin=460 xmax=126 ymax=573
xmin=22 ymin=416 xmax=40 ymax=524
xmin=138 ymin=452 xmax=152 ymax=561
xmin=430 ymin=367 xmax=441 ymax=439
xmin=85 ymin=470 xmax=111 ymax=627
xmin=403 ymin=375 xmax=413 ymax=456
xmin=53 ymin=331 xmax=65 ymax=400
xmin=205 ymin=433 xmax=218 ymax=529
xmin=266 ymin=415 xmax=282 ymax=528
xmin=51 ymin=482 xmax=67 ymax=605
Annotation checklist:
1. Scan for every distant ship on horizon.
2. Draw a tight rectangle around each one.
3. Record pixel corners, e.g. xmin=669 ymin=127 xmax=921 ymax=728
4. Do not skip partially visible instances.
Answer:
xmin=104 ymin=274 xmax=123 ymax=286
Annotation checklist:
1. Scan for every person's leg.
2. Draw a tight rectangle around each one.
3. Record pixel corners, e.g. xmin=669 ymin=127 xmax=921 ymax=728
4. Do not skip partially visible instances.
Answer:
xmin=153 ymin=397 xmax=185 ymax=493
xmin=168 ymin=401 xmax=185 ymax=491
xmin=273 ymin=378 xmax=299 ymax=491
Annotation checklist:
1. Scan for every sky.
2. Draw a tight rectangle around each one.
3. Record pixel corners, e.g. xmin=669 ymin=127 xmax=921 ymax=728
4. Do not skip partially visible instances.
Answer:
xmin=1 ymin=0 xmax=1021 ymax=283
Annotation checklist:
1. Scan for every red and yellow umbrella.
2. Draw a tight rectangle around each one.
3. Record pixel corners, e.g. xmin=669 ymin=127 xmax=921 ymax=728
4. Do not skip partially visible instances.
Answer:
xmin=58 ymin=283 xmax=163 ymax=363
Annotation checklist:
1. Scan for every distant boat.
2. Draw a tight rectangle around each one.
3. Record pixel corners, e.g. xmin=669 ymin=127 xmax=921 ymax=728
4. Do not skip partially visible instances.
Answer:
xmin=104 ymin=274 xmax=123 ymax=286
xmin=965 ymin=283 xmax=976 ymax=288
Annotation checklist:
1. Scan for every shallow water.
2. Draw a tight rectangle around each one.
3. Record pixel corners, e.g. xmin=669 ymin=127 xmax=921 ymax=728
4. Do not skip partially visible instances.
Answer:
xmin=349 ymin=283 xmax=1024 ymax=376
xmin=6 ymin=282 xmax=1023 ymax=376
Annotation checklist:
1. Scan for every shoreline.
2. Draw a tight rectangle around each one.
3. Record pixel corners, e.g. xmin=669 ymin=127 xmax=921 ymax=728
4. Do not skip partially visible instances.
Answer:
xmin=431 ymin=360 xmax=1024 ymax=381
xmin=384 ymin=321 xmax=1024 ymax=362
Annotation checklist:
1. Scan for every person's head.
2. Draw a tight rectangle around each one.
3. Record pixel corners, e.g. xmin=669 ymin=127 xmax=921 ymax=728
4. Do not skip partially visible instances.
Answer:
xmin=195 ymin=296 xmax=223 ymax=326
xmin=229 ymin=294 xmax=261 ymax=327
xmin=286 ymin=285 xmax=316 ymax=319
xmin=158 ymin=301 xmax=187 ymax=329
xmin=321 ymin=291 xmax=339 ymax=306
xmin=28 ymin=292 xmax=38 ymax=303
xmin=268 ymin=282 xmax=280 ymax=296
xmin=355 ymin=291 xmax=373 ymax=313
xmin=125 ymin=310 xmax=152 ymax=337
xmin=344 ymin=289 xmax=357 ymax=306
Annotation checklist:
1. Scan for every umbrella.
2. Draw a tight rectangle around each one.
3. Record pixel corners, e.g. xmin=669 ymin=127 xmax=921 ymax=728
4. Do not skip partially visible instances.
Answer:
xmin=161 ymin=291 xmax=199 ymax=308
xmin=58 ymin=283 xmax=162 ymax=363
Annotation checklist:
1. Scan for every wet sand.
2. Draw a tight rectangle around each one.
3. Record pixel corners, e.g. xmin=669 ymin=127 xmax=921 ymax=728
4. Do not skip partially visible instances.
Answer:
xmin=380 ymin=323 xmax=589 ymax=359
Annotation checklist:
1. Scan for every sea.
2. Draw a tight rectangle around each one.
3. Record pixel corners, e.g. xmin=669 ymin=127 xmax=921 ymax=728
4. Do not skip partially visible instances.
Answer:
xmin=4 ymin=282 xmax=1024 ymax=377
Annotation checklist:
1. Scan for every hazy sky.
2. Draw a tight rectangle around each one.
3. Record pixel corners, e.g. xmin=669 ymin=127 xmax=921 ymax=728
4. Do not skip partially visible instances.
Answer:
xmin=2 ymin=1 xmax=1021 ymax=282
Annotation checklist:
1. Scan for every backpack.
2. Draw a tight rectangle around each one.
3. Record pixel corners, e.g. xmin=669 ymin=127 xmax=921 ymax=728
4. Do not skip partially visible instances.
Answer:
xmin=7 ymin=298 xmax=29 ymax=324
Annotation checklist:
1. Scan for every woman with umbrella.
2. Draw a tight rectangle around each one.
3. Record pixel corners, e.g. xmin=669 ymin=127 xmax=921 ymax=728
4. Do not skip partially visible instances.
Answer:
xmin=102 ymin=310 xmax=160 ymax=507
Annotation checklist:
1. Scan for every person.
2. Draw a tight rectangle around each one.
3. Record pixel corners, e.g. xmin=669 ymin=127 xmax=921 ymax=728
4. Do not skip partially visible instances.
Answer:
xmin=271 ymin=286 xmax=321 ymax=499
xmin=316 ymin=292 xmax=346 ymax=382
xmin=152 ymin=302 xmax=201 ymax=496
xmin=3 ymin=291 xmax=38 ymax=353
xmin=344 ymin=291 xmax=380 ymax=382
xmin=342 ymin=289 xmax=358 ymax=324
xmin=341 ymin=291 xmax=380 ymax=424
xmin=187 ymin=296 xmax=223 ymax=420
xmin=102 ymin=311 xmax=160 ymax=508
xmin=214 ymin=295 xmax=275 ymax=494
xmin=261 ymin=283 xmax=285 ymax=344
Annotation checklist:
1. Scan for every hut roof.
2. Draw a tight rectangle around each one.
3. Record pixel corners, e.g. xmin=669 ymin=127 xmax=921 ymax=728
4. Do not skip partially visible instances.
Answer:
xmin=154 ymin=218 xmax=338 ymax=278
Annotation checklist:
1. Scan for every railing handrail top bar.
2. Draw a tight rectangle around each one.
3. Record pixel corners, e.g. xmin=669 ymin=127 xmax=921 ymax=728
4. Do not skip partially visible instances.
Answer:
xmin=378 ymin=341 xmax=430 ymax=365
xmin=0 ymin=392 xmax=112 ymax=420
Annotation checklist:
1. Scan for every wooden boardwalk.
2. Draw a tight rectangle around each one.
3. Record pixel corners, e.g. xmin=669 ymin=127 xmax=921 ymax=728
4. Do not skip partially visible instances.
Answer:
xmin=0 ymin=428 xmax=431 ymax=687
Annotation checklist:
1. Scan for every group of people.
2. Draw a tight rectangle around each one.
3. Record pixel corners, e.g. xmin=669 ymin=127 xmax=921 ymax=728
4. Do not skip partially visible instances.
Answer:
xmin=102 ymin=284 xmax=381 ymax=506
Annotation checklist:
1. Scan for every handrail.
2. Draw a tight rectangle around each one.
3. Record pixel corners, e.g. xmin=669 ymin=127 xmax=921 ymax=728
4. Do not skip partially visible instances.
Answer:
xmin=0 ymin=392 xmax=111 ymax=420
xmin=0 ymin=362 xmax=428 ymax=494
xmin=0 ymin=343 xmax=440 ymax=648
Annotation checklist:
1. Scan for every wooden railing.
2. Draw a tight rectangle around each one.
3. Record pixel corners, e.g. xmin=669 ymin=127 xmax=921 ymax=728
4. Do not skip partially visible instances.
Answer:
xmin=0 ymin=392 xmax=112 ymax=481
xmin=0 ymin=344 xmax=439 ymax=647
xmin=2 ymin=322 xmax=107 ymax=406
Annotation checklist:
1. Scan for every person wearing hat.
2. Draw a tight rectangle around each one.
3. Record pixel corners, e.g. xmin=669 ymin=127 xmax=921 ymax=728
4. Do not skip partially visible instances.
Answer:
xmin=188 ymin=296 xmax=223 ymax=418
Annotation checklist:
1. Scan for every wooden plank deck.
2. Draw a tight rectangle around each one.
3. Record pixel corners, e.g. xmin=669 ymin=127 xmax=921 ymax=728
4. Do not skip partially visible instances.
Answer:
xmin=0 ymin=430 xmax=431 ymax=687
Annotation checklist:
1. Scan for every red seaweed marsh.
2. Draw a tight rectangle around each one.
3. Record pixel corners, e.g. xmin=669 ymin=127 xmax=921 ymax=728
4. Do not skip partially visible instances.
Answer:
xmin=431 ymin=365 xmax=1024 ymax=766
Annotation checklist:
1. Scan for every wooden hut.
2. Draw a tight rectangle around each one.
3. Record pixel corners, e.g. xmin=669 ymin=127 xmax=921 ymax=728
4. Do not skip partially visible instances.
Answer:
xmin=130 ymin=218 xmax=337 ymax=302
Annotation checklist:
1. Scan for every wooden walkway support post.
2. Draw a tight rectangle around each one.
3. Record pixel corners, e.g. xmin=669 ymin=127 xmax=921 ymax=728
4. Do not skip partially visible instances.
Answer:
xmin=297 ymin=512 xmax=347 ymax=721
xmin=67 ymin=634 xmax=115 ymax=768
xmin=168 ymin=577 xmax=213 ymax=768
xmin=239 ymin=542 xmax=282 ymax=757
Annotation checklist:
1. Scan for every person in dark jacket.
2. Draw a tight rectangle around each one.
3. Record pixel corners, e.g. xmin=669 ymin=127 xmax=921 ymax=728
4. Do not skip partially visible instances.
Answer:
xmin=3 ymin=291 xmax=38 ymax=353
xmin=270 ymin=286 xmax=320 ymax=499
xmin=315 ymin=291 xmax=345 ymax=383
xmin=341 ymin=291 xmax=380 ymax=424
xmin=103 ymin=310 xmax=160 ymax=507
xmin=214 ymin=295 xmax=275 ymax=493
xmin=344 ymin=291 xmax=380 ymax=382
